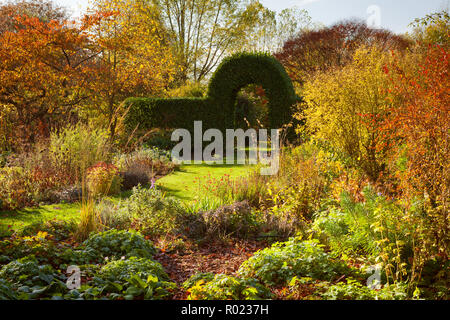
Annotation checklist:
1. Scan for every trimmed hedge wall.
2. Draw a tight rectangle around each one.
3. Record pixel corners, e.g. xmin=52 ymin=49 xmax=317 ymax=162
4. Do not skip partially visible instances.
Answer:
xmin=124 ymin=97 xmax=215 ymax=133
xmin=124 ymin=52 xmax=299 ymax=133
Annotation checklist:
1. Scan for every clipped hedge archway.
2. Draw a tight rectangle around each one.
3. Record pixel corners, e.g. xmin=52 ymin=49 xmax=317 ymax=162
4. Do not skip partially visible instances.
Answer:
xmin=207 ymin=52 xmax=298 ymax=129
xmin=124 ymin=52 xmax=299 ymax=133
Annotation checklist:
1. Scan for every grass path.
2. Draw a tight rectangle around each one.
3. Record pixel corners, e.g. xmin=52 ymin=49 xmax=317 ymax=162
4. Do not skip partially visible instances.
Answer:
xmin=157 ymin=162 xmax=253 ymax=201
xmin=0 ymin=163 xmax=253 ymax=232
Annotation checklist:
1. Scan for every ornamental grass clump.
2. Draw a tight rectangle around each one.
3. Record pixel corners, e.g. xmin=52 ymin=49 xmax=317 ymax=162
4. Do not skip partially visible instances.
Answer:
xmin=86 ymin=162 xmax=123 ymax=197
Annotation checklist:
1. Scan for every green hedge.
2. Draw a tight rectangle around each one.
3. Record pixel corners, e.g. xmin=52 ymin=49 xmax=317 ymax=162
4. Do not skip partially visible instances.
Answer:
xmin=124 ymin=97 xmax=215 ymax=133
xmin=124 ymin=52 xmax=299 ymax=133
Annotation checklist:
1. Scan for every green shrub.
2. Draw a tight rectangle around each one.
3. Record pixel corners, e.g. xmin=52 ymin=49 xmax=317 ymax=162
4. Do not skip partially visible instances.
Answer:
xmin=0 ymin=256 xmax=60 ymax=288
xmin=322 ymin=278 xmax=409 ymax=300
xmin=96 ymin=199 xmax=132 ymax=230
xmin=82 ymin=229 xmax=157 ymax=260
xmin=312 ymin=186 xmax=416 ymax=280
xmin=124 ymin=97 xmax=212 ymax=133
xmin=123 ymin=186 xmax=190 ymax=237
xmin=20 ymin=219 xmax=78 ymax=242
xmin=59 ymin=247 xmax=103 ymax=266
xmin=96 ymin=257 xmax=168 ymax=283
xmin=238 ymin=238 xmax=354 ymax=286
xmin=207 ymin=52 xmax=298 ymax=129
xmin=0 ymin=232 xmax=67 ymax=266
xmin=95 ymin=186 xmax=200 ymax=238
xmin=311 ymin=190 xmax=380 ymax=257
xmin=93 ymin=257 xmax=176 ymax=300
xmin=86 ymin=162 xmax=122 ymax=196
xmin=183 ymin=273 xmax=273 ymax=300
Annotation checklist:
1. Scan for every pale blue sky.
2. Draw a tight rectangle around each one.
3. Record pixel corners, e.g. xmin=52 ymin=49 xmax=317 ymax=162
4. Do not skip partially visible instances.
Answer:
xmin=51 ymin=0 xmax=449 ymax=34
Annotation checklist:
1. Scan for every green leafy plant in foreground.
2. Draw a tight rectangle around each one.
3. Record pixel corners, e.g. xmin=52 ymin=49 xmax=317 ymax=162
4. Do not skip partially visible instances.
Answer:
xmin=238 ymin=238 xmax=356 ymax=286
xmin=0 ymin=256 xmax=63 ymax=293
xmin=123 ymin=185 xmax=194 ymax=237
xmin=93 ymin=257 xmax=176 ymax=300
xmin=322 ymin=278 xmax=410 ymax=300
xmin=183 ymin=273 xmax=273 ymax=300
xmin=81 ymin=229 xmax=157 ymax=260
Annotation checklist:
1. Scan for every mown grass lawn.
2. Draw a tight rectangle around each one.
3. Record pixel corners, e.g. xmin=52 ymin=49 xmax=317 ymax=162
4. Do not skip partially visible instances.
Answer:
xmin=0 ymin=162 xmax=253 ymax=232
xmin=0 ymin=202 xmax=81 ymax=232
xmin=157 ymin=162 xmax=253 ymax=201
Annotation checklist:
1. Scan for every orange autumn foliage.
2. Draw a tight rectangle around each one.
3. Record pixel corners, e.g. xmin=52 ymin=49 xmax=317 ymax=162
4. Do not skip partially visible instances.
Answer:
xmin=382 ymin=44 xmax=449 ymax=257
xmin=0 ymin=13 xmax=107 ymax=148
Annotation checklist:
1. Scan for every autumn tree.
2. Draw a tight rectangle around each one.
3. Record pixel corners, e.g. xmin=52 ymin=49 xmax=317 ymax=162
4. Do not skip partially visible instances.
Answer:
xmin=409 ymin=10 xmax=449 ymax=47
xmin=240 ymin=3 xmax=313 ymax=53
xmin=0 ymin=0 xmax=66 ymax=33
xmin=153 ymin=0 xmax=272 ymax=83
xmin=86 ymin=0 xmax=176 ymax=139
xmin=275 ymin=20 xmax=411 ymax=86
xmin=0 ymin=12 xmax=102 ymax=150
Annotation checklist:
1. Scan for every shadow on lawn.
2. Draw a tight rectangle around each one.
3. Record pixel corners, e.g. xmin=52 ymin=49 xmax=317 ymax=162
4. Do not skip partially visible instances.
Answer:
xmin=158 ymin=185 xmax=192 ymax=201
xmin=0 ymin=206 xmax=53 ymax=220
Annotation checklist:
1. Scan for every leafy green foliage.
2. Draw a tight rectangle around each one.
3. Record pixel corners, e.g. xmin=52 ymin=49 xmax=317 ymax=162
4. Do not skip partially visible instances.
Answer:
xmin=0 ymin=279 xmax=17 ymax=300
xmin=20 ymin=219 xmax=78 ymax=242
xmin=124 ymin=97 xmax=211 ymax=133
xmin=0 ymin=256 xmax=60 ymax=288
xmin=312 ymin=188 xmax=380 ymax=257
xmin=143 ymin=130 xmax=178 ymax=151
xmin=238 ymin=238 xmax=354 ymax=286
xmin=81 ymin=229 xmax=157 ymax=260
xmin=96 ymin=257 xmax=168 ymax=283
xmin=93 ymin=257 xmax=176 ymax=300
xmin=183 ymin=273 xmax=273 ymax=300
xmin=323 ymin=278 xmax=409 ymax=300
xmin=0 ymin=231 xmax=70 ymax=266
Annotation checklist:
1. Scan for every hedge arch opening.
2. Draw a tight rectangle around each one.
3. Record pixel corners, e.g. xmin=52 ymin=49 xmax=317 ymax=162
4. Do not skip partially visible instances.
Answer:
xmin=234 ymin=84 xmax=269 ymax=129
xmin=207 ymin=52 xmax=298 ymax=130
